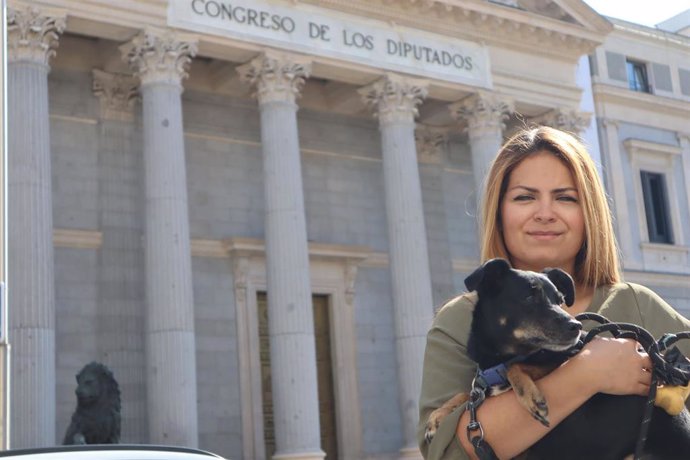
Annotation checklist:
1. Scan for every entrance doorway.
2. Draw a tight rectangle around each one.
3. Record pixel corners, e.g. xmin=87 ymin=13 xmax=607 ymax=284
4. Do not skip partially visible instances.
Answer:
xmin=257 ymin=293 xmax=338 ymax=459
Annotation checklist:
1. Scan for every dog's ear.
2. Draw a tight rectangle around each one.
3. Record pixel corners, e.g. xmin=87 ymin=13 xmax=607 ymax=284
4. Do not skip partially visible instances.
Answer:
xmin=543 ymin=268 xmax=575 ymax=306
xmin=465 ymin=258 xmax=511 ymax=292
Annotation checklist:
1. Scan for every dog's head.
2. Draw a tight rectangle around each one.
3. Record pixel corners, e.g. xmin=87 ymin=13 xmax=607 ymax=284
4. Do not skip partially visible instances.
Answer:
xmin=465 ymin=258 xmax=582 ymax=357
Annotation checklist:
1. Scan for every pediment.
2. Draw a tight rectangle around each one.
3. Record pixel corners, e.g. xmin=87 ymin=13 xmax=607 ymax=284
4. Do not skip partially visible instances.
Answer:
xmin=512 ymin=0 xmax=612 ymax=34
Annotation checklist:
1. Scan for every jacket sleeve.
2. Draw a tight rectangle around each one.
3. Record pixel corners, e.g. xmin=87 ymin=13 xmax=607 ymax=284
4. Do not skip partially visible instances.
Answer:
xmin=418 ymin=296 xmax=477 ymax=460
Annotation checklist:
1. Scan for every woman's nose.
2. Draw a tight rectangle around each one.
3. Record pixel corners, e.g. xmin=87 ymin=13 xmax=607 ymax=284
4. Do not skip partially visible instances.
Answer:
xmin=533 ymin=200 xmax=556 ymax=222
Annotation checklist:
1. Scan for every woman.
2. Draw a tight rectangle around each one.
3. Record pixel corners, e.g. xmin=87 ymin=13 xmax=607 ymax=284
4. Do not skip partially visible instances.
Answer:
xmin=417 ymin=126 xmax=690 ymax=460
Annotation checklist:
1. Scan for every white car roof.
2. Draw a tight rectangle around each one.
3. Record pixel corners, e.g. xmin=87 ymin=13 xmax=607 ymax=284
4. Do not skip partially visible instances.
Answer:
xmin=0 ymin=445 xmax=227 ymax=460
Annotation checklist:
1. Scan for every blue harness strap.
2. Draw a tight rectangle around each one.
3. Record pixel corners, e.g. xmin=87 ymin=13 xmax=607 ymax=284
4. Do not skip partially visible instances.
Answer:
xmin=476 ymin=363 xmax=509 ymax=388
xmin=475 ymin=354 xmax=535 ymax=389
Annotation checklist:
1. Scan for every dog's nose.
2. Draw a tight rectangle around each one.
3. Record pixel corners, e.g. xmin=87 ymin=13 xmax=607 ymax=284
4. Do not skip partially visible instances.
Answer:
xmin=567 ymin=320 xmax=582 ymax=332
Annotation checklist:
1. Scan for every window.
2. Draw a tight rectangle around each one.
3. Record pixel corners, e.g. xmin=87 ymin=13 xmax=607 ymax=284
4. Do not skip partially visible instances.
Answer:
xmin=640 ymin=171 xmax=673 ymax=244
xmin=626 ymin=60 xmax=650 ymax=93
xmin=622 ymin=139 xmax=687 ymax=271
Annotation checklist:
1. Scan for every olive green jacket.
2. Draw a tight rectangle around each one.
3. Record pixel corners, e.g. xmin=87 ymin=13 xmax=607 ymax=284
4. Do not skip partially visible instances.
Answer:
xmin=418 ymin=283 xmax=690 ymax=460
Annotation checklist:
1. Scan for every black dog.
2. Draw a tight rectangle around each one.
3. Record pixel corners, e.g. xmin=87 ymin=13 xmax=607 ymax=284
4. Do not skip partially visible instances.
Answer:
xmin=425 ymin=258 xmax=690 ymax=460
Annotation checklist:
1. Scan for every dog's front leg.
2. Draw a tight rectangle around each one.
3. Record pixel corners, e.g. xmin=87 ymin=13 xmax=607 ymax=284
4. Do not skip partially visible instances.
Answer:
xmin=424 ymin=392 xmax=470 ymax=443
xmin=506 ymin=363 xmax=553 ymax=427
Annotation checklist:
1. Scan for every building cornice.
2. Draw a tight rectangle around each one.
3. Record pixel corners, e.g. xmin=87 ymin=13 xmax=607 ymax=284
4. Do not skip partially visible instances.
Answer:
xmin=592 ymin=83 xmax=690 ymax=122
xmin=34 ymin=0 xmax=608 ymax=61
xmin=22 ymin=0 xmax=164 ymax=39
xmin=189 ymin=237 xmax=373 ymax=263
xmin=624 ymin=269 xmax=690 ymax=287
xmin=622 ymin=139 xmax=682 ymax=158
xmin=301 ymin=0 xmax=610 ymax=56
xmin=608 ymin=17 xmax=690 ymax=51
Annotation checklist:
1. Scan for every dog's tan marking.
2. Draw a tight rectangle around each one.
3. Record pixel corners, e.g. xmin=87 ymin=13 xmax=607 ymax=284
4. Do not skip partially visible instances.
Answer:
xmin=513 ymin=328 xmax=528 ymax=339
xmin=513 ymin=326 xmax=544 ymax=340
xmin=507 ymin=363 xmax=551 ymax=427
xmin=499 ymin=316 xmax=507 ymax=326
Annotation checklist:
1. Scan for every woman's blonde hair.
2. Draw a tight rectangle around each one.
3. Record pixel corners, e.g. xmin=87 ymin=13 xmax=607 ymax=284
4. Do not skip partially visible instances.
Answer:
xmin=480 ymin=126 xmax=620 ymax=287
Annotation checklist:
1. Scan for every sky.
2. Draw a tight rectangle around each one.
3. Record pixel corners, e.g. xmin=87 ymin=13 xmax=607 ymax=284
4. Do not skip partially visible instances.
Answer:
xmin=582 ymin=0 xmax=689 ymax=27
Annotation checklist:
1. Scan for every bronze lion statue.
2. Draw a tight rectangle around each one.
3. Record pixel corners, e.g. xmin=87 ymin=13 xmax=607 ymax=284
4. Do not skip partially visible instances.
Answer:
xmin=63 ymin=361 xmax=121 ymax=444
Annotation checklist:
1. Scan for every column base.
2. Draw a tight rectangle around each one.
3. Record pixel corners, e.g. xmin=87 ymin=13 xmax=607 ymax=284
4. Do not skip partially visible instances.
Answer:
xmin=399 ymin=446 xmax=423 ymax=460
xmin=273 ymin=450 xmax=325 ymax=460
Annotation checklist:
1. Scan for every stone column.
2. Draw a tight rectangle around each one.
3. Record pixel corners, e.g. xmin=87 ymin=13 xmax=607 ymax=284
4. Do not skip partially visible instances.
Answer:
xmin=359 ymin=74 xmax=434 ymax=459
xmin=121 ymin=30 xmax=199 ymax=447
xmin=532 ymin=107 xmax=591 ymax=137
xmin=449 ymin=92 xmax=512 ymax=199
xmin=237 ymin=52 xmax=324 ymax=460
xmin=92 ymin=69 xmax=147 ymax=442
xmin=414 ymin=125 xmax=447 ymax=165
xmin=601 ymin=119 xmax=636 ymax=268
xmin=679 ymin=133 xmax=690 ymax=232
xmin=414 ymin=125 xmax=456 ymax=305
xmin=7 ymin=5 xmax=65 ymax=448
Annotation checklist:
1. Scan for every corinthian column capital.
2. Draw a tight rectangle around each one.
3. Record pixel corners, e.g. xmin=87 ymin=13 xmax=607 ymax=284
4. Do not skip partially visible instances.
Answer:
xmin=415 ymin=125 xmax=447 ymax=164
xmin=449 ymin=92 xmax=513 ymax=138
xmin=359 ymin=73 xmax=428 ymax=125
xmin=7 ymin=5 xmax=65 ymax=67
xmin=532 ymin=108 xmax=591 ymax=135
xmin=92 ymin=69 xmax=140 ymax=121
xmin=120 ymin=29 xmax=197 ymax=88
xmin=237 ymin=51 xmax=312 ymax=105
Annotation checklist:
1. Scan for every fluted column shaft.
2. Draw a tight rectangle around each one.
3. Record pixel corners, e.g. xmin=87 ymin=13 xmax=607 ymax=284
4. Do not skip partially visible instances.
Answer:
xmin=238 ymin=53 xmax=323 ymax=460
xmin=7 ymin=6 xmax=65 ymax=448
xmin=92 ymin=69 xmax=147 ymax=442
xmin=360 ymin=74 xmax=434 ymax=457
xmin=449 ymin=93 xmax=512 ymax=197
xmin=121 ymin=30 xmax=198 ymax=447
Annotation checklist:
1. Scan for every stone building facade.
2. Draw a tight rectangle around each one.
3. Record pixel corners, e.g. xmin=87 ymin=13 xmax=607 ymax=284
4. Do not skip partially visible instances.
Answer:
xmin=5 ymin=0 xmax=689 ymax=459
xmin=588 ymin=12 xmax=690 ymax=318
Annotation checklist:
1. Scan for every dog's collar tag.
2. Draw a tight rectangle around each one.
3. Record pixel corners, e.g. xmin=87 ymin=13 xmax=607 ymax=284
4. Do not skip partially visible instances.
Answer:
xmin=476 ymin=363 xmax=509 ymax=388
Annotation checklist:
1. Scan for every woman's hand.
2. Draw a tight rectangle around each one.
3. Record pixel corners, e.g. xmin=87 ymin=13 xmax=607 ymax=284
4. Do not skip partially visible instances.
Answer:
xmin=571 ymin=336 xmax=653 ymax=396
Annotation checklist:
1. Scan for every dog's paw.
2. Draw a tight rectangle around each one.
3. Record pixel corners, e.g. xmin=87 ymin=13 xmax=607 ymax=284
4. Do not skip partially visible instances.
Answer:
xmin=515 ymin=384 xmax=550 ymax=427
xmin=424 ymin=409 xmax=447 ymax=444
xmin=529 ymin=394 xmax=550 ymax=427
xmin=424 ymin=424 xmax=437 ymax=444
xmin=424 ymin=393 xmax=470 ymax=444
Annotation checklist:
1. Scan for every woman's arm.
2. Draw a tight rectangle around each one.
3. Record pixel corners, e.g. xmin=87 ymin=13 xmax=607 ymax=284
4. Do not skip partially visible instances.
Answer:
xmin=419 ymin=294 xmax=652 ymax=460
xmin=456 ymin=337 xmax=652 ymax=459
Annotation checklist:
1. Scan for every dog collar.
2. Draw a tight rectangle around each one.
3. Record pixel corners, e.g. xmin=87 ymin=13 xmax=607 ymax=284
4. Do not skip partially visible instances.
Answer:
xmin=476 ymin=363 xmax=509 ymax=388
xmin=476 ymin=354 xmax=534 ymax=389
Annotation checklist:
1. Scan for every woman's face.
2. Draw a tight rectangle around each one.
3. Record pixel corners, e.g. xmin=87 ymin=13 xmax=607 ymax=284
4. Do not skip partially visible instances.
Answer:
xmin=500 ymin=151 xmax=585 ymax=277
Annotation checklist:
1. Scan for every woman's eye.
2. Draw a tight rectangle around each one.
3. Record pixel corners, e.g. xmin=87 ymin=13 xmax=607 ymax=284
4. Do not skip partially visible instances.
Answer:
xmin=557 ymin=195 xmax=578 ymax=202
xmin=513 ymin=195 xmax=534 ymax=201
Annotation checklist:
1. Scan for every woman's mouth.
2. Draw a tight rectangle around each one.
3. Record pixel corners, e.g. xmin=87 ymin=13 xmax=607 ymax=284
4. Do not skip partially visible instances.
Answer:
xmin=527 ymin=231 xmax=562 ymax=241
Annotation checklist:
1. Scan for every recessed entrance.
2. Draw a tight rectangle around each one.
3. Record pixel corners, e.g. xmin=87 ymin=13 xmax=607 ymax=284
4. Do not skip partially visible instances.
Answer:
xmin=257 ymin=293 xmax=338 ymax=459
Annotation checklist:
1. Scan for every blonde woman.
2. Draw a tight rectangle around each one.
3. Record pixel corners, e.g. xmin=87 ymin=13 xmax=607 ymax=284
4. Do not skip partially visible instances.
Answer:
xmin=418 ymin=127 xmax=690 ymax=459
